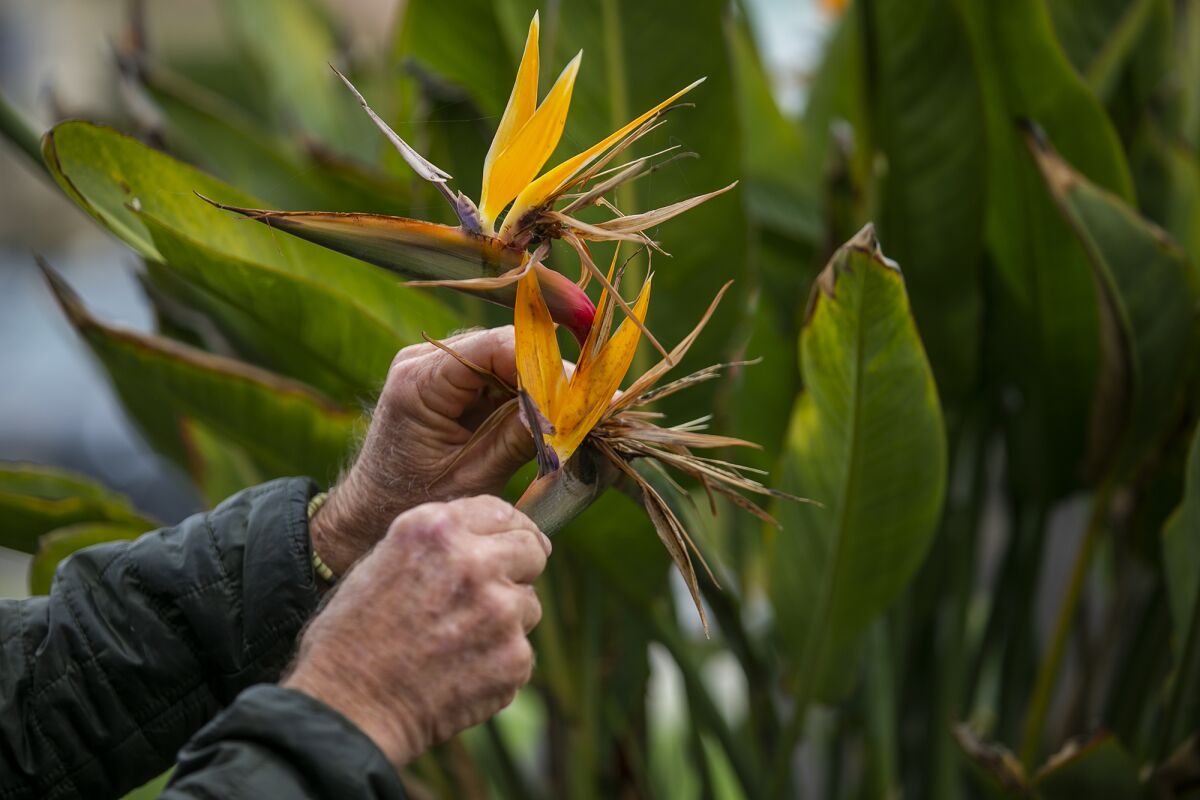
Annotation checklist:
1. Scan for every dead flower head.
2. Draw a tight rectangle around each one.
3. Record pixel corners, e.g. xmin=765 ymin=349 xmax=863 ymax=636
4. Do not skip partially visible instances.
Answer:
xmin=428 ymin=251 xmax=802 ymax=633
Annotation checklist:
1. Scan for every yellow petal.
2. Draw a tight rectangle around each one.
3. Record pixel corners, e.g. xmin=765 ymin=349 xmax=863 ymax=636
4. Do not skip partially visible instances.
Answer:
xmin=515 ymin=268 xmax=568 ymax=428
xmin=480 ymin=13 xmax=540 ymax=228
xmin=552 ymin=274 xmax=652 ymax=462
xmin=480 ymin=51 xmax=582 ymax=229
xmin=499 ymin=78 xmax=705 ymax=239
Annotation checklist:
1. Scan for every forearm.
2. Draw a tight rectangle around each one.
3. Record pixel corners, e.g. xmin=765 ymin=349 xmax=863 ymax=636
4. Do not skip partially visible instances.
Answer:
xmin=161 ymin=685 xmax=406 ymax=799
xmin=0 ymin=478 xmax=322 ymax=800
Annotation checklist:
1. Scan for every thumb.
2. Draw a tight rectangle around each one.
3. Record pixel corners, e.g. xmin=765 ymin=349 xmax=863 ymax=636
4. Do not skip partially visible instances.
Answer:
xmin=469 ymin=407 xmax=537 ymax=491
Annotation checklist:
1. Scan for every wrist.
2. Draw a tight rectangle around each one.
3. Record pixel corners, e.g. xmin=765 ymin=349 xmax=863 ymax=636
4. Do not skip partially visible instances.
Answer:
xmin=283 ymin=667 xmax=422 ymax=769
xmin=309 ymin=487 xmax=364 ymax=578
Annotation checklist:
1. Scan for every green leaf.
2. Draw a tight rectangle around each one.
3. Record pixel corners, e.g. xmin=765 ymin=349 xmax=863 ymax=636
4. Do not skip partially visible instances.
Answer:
xmin=138 ymin=210 xmax=455 ymax=403
xmin=29 ymin=523 xmax=145 ymax=595
xmin=1163 ymin=425 xmax=1200 ymax=754
xmin=1027 ymin=127 xmax=1197 ymax=475
xmin=953 ymin=724 xmax=1031 ymax=799
xmin=802 ymin=7 xmax=872 ymax=215
xmin=557 ymin=488 xmax=668 ymax=610
xmin=220 ymin=0 xmax=364 ymax=149
xmin=768 ymin=225 xmax=947 ymax=699
xmin=178 ymin=418 xmax=264 ymax=508
xmin=121 ymin=770 xmax=172 ymax=800
xmin=41 ymin=120 xmax=457 ymax=347
xmin=0 ymin=464 xmax=157 ymax=555
xmin=1165 ymin=426 xmax=1200 ymax=660
xmin=955 ymin=0 xmax=1134 ymax=501
xmin=864 ymin=0 xmax=986 ymax=408
xmin=136 ymin=62 xmax=414 ymax=214
xmin=40 ymin=261 xmax=360 ymax=484
xmin=1046 ymin=0 xmax=1170 ymax=104
xmin=392 ymin=0 xmax=518 ymax=121
xmin=1032 ymin=735 xmax=1141 ymax=800
xmin=1133 ymin=127 xmax=1200 ymax=270
xmin=727 ymin=14 xmax=818 ymax=243
xmin=953 ymin=729 xmax=1142 ymax=800
xmin=1182 ymin=0 xmax=1200 ymax=150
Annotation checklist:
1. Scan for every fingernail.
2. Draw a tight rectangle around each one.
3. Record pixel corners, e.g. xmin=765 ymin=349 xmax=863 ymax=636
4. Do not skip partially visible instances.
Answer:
xmin=541 ymin=532 xmax=553 ymax=555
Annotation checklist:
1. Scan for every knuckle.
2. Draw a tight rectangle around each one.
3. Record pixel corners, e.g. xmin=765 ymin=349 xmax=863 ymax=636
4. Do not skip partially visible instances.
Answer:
xmin=493 ymin=589 xmax=524 ymax=626
xmin=460 ymin=495 xmax=517 ymax=530
xmin=458 ymin=548 xmax=491 ymax=586
xmin=526 ymin=590 xmax=543 ymax=627
xmin=500 ymin=637 xmax=534 ymax=683
xmin=389 ymin=503 xmax=452 ymax=548
xmin=391 ymin=342 xmax=429 ymax=369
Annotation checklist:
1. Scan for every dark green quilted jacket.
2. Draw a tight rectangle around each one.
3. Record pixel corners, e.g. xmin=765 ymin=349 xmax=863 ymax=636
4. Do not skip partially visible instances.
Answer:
xmin=0 ymin=477 xmax=406 ymax=799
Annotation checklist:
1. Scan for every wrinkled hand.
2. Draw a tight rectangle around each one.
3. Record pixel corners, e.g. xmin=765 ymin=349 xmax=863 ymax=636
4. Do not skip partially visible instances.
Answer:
xmin=312 ymin=327 xmax=534 ymax=575
xmin=284 ymin=496 xmax=549 ymax=768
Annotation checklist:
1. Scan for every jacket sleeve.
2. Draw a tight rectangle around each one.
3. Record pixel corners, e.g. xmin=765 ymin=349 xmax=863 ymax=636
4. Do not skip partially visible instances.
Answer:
xmin=0 ymin=477 xmax=324 ymax=800
xmin=161 ymin=684 xmax=406 ymax=799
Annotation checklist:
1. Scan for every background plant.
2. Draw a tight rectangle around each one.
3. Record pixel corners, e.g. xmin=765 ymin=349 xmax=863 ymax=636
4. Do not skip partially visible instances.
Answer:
xmin=0 ymin=0 xmax=1197 ymax=797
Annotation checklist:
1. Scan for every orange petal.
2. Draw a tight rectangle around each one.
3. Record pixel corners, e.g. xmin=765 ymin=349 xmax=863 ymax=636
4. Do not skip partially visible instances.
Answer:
xmin=480 ymin=13 xmax=540 ymax=226
xmin=552 ymin=274 xmax=652 ymax=462
xmin=515 ymin=269 xmax=569 ymax=430
xmin=499 ymin=78 xmax=705 ymax=239
xmin=480 ymin=51 xmax=582 ymax=229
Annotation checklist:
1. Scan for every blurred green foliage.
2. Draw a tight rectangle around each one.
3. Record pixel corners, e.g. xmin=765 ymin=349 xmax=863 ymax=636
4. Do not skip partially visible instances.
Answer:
xmin=1 ymin=0 xmax=1198 ymax=797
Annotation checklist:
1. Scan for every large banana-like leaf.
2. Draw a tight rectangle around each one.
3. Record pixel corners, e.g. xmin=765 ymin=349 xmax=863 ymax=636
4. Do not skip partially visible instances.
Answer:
xmin=865 ymin=0 xmax=985 ymax=409
xmin=138 ymin=211 xmax=453 ymax=403
xmin=43 ymin=119 xmax=599 ymax=349
xmin=29 ymin=523 xmax=145 ymax=595
xmin=41 ymin=262 xmax=359 ymax=484
xmin=1135 ymin=127 xmax=1200 ymax=270
xmin=220 ymin=0 xmax=365 ymax=149
xmin=40 ymin=121 xmax=459 ymax=332
xmin=135 ymin=62 xmax=414 ymax=214
xmin=727 ymin=14 xmax=818 ymax=244
xmin=1027 ymin=128 xmax=1197 ymax=475
xmin=955 ymin=0 xmax=1134 ymax=500
xmin=1046 ymin=0 xmax=1171 ymax=106
xmin=769 ymin=226 xmax=947 ymax=696
xmin=0 ymin=464 xmax=157 ymax=555
xmin=1162 ymin=425 xmax=1200 ymax=754
xmin=392 ymin=0 xmax=518 ymax=121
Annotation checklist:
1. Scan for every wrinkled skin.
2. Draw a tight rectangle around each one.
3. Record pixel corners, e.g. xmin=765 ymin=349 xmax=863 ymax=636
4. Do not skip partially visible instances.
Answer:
xmin=291 ymin=327 xmax=547 ymax=766
xmin=311 ymin=326 xmax=535 ymax=575
xmin=284 ymin=496 xmax=549 ymax=767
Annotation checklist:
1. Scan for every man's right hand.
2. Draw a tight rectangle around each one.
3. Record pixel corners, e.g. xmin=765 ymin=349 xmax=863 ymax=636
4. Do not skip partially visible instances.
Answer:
xmin=283 ymin=495 xmax=550 ymax=768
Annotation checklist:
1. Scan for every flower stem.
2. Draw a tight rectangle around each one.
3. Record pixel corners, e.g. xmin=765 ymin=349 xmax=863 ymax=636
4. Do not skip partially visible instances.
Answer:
xmin=0 ymin=89 xmax=44 ymax=173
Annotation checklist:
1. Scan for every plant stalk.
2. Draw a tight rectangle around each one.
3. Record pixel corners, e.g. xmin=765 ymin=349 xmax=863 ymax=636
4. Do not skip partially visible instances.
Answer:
xmin=865 ymin=620 xmax=900 ymax=799
xmin=1019 ymin=476 xmax=1115 ymax=767
xmin=517 ymin=446 xmax=620 ymax=536
xmin=931 ymin=407 xmax=988 ymax=799
xmin=0 ymin=89 xmax=44 ymax=172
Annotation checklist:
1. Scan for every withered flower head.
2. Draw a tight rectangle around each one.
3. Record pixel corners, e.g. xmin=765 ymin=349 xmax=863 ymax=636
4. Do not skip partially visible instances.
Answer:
xmin=428 ymin=253 xmax=803 ymax=633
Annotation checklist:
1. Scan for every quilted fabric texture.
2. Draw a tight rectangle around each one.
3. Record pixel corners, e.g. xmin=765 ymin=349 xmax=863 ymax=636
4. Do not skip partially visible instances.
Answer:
xmin=0 ymin=477 xmax=404 ymax=799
